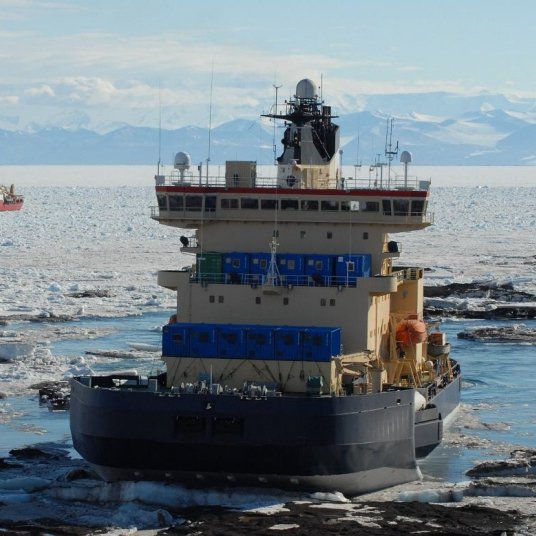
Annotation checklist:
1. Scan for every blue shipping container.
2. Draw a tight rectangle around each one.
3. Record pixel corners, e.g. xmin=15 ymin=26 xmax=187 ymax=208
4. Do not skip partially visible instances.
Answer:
xmin=302 ymin=327 xmax=341 ymax=362
xmin=274 ymin=327 xmax=302 ymax=360
xmin=217 ymin=325 xmax=247 ymax=359
xmin=276 ymin=254 xmax=304 ymax=277
xmin=162 ymin=323 xmax=190 ymax=357
xmin=304 ymin=254 xmax=333 ymax=285
xmin=190 ymin=325 xmax=218 ymax=357
xmin=249 ymin=252 xmax=272 ymax=283
xmin=362 ymin=254 xmax=372 ymax=277
xmin=223 ymin=252 xmax=250 ymax=283
xmin=246 ymin=326 xmax=274 ymax=360
xmin=335 ymin=254 xmax=366 ymax=283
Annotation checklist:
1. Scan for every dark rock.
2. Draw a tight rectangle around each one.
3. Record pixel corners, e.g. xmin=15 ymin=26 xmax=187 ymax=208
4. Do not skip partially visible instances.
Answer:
xmin=63 ymin=467 xmax=99 ymax=481
xmin=467 ymin=449 xmax=536 ymax=477
xmin=155 ymin=500 xmax=521 ymax=535
xmin=9 ymin=445 xmax=68 ymax=461
xmin=0 ymin=520 xmax=102 ymax=535
xmin=457 ymin=325 xmax=536 ymax=343
xmin=69 ymin=289 xmax=114 ymax=298
xmin=0 ymin=313 xmax=75 ymax=324
xmin=424 ymin=281 xmax=535 ymax=302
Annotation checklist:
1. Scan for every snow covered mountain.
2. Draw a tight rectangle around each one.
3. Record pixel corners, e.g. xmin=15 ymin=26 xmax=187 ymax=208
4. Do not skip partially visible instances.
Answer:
xmin=2 ymin=91 xmax=536 ymax=165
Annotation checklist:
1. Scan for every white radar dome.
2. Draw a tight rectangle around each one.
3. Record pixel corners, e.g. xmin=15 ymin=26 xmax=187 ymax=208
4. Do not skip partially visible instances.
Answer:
xmin=400 ymin=150 xmax=412 ymax=164
xmin=174 ymin=151 xmax=191 ymax=170
xmin=296 ymin=79 xmax=317 ymax=100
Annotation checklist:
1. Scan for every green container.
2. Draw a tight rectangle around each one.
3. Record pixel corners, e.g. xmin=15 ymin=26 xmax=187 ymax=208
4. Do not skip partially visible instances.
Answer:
xmin=197 ymin=252 xmax=223 ymax=282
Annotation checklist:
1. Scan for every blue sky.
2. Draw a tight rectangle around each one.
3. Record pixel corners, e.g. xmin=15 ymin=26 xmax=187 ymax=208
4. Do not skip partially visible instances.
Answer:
xmin=1 ymin=0 xmax=535 ymax=131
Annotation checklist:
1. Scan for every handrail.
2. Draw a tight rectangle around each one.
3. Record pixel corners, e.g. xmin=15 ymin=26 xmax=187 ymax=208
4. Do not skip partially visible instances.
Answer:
xmin=154 ymin=173 xmax=430 ymax=192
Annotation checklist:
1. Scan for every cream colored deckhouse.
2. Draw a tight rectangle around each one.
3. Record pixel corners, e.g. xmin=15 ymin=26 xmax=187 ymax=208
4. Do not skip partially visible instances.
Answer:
xmin=152 ymin=78 xmax=437 ymax=398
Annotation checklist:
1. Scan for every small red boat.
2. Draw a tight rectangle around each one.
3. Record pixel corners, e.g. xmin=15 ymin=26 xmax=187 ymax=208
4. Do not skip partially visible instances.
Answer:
xmin=0 ymin=184 xmax=24 ymax=211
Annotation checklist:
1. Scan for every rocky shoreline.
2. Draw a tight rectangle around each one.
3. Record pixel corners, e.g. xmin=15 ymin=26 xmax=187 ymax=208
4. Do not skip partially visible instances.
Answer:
xmin=424 ymin=281 xmax=536 ymax=320
xmin=457 ymin=325 xmax=536 ymax=343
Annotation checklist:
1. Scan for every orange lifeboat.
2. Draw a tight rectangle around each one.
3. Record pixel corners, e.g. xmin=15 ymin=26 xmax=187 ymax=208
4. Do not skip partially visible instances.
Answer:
xmin=396 ymin=319 xmax=427 ymax=346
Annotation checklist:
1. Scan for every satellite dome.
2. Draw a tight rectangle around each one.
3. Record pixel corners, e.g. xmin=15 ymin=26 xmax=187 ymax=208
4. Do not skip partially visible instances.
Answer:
xmin=400 ymin=150 xmax=412 ymax=164
xmin=174 ymin=151 xmax=191 ymax=170
xmin=295 ymin=79 xmax=317 ymax=100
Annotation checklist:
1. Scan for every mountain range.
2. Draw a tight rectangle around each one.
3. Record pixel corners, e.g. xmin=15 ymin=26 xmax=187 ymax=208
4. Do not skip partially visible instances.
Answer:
xmin=2 ymin=91 xmax=536 ymax=165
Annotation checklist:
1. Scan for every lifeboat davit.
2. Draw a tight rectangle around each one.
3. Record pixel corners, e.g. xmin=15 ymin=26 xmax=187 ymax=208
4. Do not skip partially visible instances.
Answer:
xmin=396 ymin=319 xmax=427 ymax=345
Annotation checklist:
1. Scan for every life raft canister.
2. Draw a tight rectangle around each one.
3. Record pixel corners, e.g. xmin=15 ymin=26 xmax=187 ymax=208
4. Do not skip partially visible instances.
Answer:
xmin=396 ymin=319 xmax=427 ymax=346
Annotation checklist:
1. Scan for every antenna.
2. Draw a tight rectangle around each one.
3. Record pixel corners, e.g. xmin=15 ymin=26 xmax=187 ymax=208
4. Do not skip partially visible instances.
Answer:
xmin=157 ymin=82 xmax=162 ymax=177
xmin=384 ymin=118 xmax=399 ymax=187
xmin=206 ymin=63 xmax=214 ymax=185
xmin=272 ymin=83 xmax=282 ymax=164
xmin=354 ymin=127 xmax=361 ymax=184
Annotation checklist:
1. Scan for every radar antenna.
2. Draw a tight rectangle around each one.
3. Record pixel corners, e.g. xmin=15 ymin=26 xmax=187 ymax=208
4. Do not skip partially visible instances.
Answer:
xmin=272 ymin=83 xmax=282 ymax=164
xmin=384 ymin=118 xmax=399 ymax=187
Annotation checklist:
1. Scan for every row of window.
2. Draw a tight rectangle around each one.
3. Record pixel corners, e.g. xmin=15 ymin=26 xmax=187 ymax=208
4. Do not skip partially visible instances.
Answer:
xmin=208 ymin=295 xmax=337 ymax=306
xmin=157 ymin=194 xmax=426 ymax=216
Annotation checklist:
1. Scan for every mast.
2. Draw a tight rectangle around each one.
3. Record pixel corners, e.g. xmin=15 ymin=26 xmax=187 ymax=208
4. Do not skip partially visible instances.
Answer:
xmin=384 ymin=118 xmax=399 ymax=188
xmin=206 ymin=65 xmax=214 ymax=185
xmin=157 ymin=83 xmax=162 ymax=177
xmin=272 ymin=83 xmax=282 ymax=164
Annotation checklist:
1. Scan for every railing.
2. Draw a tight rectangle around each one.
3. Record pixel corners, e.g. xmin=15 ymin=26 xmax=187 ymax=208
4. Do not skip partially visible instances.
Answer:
xmin=154 ymin=171 xmax=430 ymax=192
xmin=392 ymin=267 xmax=424 ymax=282
xmin=193 ymin=272 xmax=375 ymax=288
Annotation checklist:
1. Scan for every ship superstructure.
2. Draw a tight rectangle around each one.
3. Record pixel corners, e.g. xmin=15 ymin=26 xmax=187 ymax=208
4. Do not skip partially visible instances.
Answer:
xmin=70 ymin=79 xmax=460 ymax=495
xmin=0 ymin=184 xmax=24 ymax=211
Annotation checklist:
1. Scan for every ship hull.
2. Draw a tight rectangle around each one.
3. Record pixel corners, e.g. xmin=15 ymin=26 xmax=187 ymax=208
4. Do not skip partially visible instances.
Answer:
xmin=0 ymin=200 xmax=23 ymax=211
xmin=70 ymin=372 xmax=461 ymax=495
xmin=414 ymin=373 xmax=462 ymax=457
xmin=70 ymin=378 xmax=426 ymax=495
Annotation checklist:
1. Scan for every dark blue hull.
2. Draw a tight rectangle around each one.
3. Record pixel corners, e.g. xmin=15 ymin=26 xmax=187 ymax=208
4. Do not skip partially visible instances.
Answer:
xmin=69 ymin=374 xmax=461 ymax=495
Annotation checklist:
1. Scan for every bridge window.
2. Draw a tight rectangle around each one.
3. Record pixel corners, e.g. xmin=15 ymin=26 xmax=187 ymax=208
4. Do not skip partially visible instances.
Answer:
xmin=204 ymin=196 xmax=217 ymax=212
xmin=361 ymin=201 xmax=379 ymax=212
xmin=321 ymin=200 xmax=339 ymax=211
xmin=157 ymin=194 xmax=168 ymax=210
xmin=393 ymin=199 xmax=409 ymax=216
xmin=301 ymin=200 xmax=319 ymax=211
xmin=241 ymin=198 xmax=259 ymax=209
xmin=221 ymin=198 xmax=238 ymax=209
xmin=341 ymin=200 xmax=359 ymax=211
xmin=382 ymin=200 xmax=392 ymax=215
xmin=411 ymin=200 xmax=425 ymax=215
xmin=185 ymin=195 xmax=203 ymax=211
xmin=261 ymin=199 xmax=278 ymax=210
xmin=281 ymin=199 xmax=299 ymax=210
xmin=169 ymin=195 xmax=184 ymax=211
